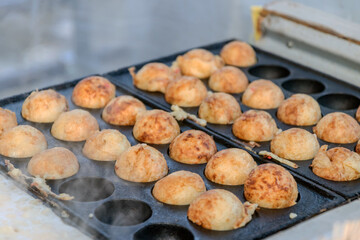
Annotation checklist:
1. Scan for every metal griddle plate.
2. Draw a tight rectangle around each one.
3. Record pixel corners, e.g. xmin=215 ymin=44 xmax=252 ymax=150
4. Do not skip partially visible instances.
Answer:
xmin=107 ymin=39 xmax=360 ymax=200
xmin=0 ymin=76 xmax=344 ymax=240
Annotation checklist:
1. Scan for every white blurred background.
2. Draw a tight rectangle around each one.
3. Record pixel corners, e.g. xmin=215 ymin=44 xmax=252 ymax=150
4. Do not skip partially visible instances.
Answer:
xmin=0 ymin=0 xmax=359 ymax=98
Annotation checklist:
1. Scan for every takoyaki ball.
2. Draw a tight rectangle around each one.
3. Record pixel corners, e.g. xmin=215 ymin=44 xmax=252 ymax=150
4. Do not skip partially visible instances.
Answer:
xmin=0 ymin=108 xmax=17 ymax=135
xmin=51 ymin=109 xmax=99 ymax=142
xmin=198 ymin=92 xmax=241 ymax=124
xmin=209 ymin=66 xmax=248 ymax=93
xmin=205 ymin=148 xmax=257 ymax=185
xmin=232 ymin=110 xmax=278 ymax=142
xmin=311 ymin=145 xmax=360 ymax=181
xmin=169 ymin=130 xmax=217 ymax=164
xmin=165 ymin=76 xmax=207 ymax=107
xmin=356 ymin=140 xmax=360 ymax=154
xmin=72 ymin=76 xmax=115 ymax=109
xmin=102 ymin=95 xmax=146 ymax=126
xmin=187 ymin=189 xmax=257 ymax=231
xmin=129 ymin=62 xmax=178 ymax=93
xmin=220 ymin=41 xmax=257 ymax=67
xmin=82 ymin=129 xmax=131 ymax=161
xmin=152 ymin=170 xmax=206 ymax=205
xmin=356 ymin=105 xmax=360 ymax=122
xmin=176 ymin=49 xmax=224 ymax=79
xmin=27 ymin=147 xmax=79 ymax=180
xmin=133 ymin=109 xmax=180 ymax=144
xmin=244 ymin=163 xmax=298 ymax=209
xmin=242 ymin=79 xmax=284 ymax=109
xmin=271 ymin=128 xmax=319 ymax=161
xmin=22 ymin=89 xmax=69 ymax=123
xmin=277 ymin=94 xmax=321 ymax=126
xmin=115 ymin=144 xmax=168 ymax=182
xmin=313 ymin=112 xmax=360 ymax=144
xmin=0 ymin=125 xmax=47 ymax=158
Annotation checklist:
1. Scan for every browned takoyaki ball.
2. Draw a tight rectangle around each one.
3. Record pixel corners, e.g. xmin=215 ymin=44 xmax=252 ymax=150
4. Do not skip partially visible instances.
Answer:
xmin=220 ymin=41 xmax=257 ymax=67
xmin=0 ymin=107 xmax=17 ymax=135
xmin=72 ymin=76 xmax=116 ymax=109
xmin=22 ymin=89 xmax=68 ymax=123
xmin=313 ymin=112 xmax=360 ymax=144
xmin=51 ymin=109 xmax=99 ymax=142
xmin=205 ymin=148 xmax=257 ymax=185
xmin=232 ymin=110 xmax=279 ymax=142
xmin=82 ymin=129 xmax=131 ymax=161
xmin=27 ymin=147 xmax=79 ymax=180
xmin=165 ymin=76 xmax=207 ymax=107
xmin=176 ymin=48 xmax=224 ymax=79
xmin=0 ymin=125 xmax=47 ymax=158
xmin=102 ymin=95 xmax=146 ymax=126
xmin=152 ymin=170 xmax=206 ymax=205
xmin=356 ymin=140 xmax=360 ymax=154
xmin=311 ymin=145 xmax=360 ymax=181
xmin=199 ymin=92 xmax=241 ymax=124
xmin=242 ymin=79 xmax=284 ymax=109
xmin=270 ymin=128 xmax=319 ymax=161
xmin=209 ymin=66 xmax=249 ymax=93
xmin=277 ymin=94 xmax=321 ymax=126
xmin=133 ymin=109 xmax=180 ymax=144
xmin=187 ymin=189 xmax=257 ymax=231
xmin=115 ymin=144 xmax=168 ymax=182
xmin=356 ymin=105 xmax=360 ymax=122
xmin=244 ymin=163 xmax=298 ymax=209
xmin=129 ymin=62 xmax=179 ymax=93
xmin=169 ymin=130 xmax=217 ymax=164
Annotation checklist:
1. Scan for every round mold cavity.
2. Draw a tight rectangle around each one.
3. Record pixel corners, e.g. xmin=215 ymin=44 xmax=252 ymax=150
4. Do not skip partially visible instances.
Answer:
xmin=318 ymin=93 xmax=360 ymax=110
xmin=282 ymin=79 xmax=325 ymax=94
xmin=94 ymin=199 xmax=152 ymax=226
xmin=59 ymin=177 xmax=114 ymax=202
xmin=134 ymin=224 xmax=194 ymax=240
xmin=248 ymin=65 xmax=290 ymax=79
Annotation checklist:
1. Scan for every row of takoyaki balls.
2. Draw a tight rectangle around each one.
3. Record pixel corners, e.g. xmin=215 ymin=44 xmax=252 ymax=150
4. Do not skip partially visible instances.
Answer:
xmin=0 ymin=76 xmax=301 ymax=231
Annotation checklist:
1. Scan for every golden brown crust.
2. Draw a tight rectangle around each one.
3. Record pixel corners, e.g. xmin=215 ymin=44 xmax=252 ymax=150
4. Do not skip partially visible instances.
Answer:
xmin=277 ymin=94 xmax=321 ymax=126
xmin=176 ymin=49 xmax=224 ymax=79
xmin=242 ymin=79 xmax=284 ymax=109
xmin=102 ymin=95 xmax=146 ymax=126
xmin=356 ymin=140 xmax=360 ymax=154
xmin=198 ymin=92 xmax=241 ymax=124
xmin=232 ymin=110 xmax=278 ymax=142
xmin=356 ymin=105 xmax=360 ymax=122
xmin=129 ymin=62 xmax=179 ymax=93
xmin=0 ymin=125 xmax=47 ymax=158
xmin=22 ymin=89 xmax=69 ymax=123
xmin=169 ymin=130 xmax=217 ymax=164
xmin=82 ymin=129 xmax=131 ymax=161
xmin=270 ymin=128 xmax=319 ymax=161
xmin=313 ymin=112 xmax=360 ymax=144
xmin=133 ymin=109 xmax=180 ymax=144
xmin=220 ymin=41 xmax=257 ymax=67
xmin=209 ymin=66 xmax=248 ymax=93
xmin=51 ymin=109 xmax=99 ymax=142
xmin=187 ymin=189 xmax=257 ymax=231
xmin=27 ymin=147 xmax=79 ymax=179
xmin=0 ymin=107 xmax=17 ymax=135
xmin=244 ymin=163 xmax=298 ymax=209
xmin=311 ymin=145 xmax=360 ymax=181
xmin=165 ymin=76 xmax=207 ymax=107
xmin=115 ymin=144 xmax=168 ymax=182
xmin=152 ymin=170 xmax=206 ymax=205
xmin=72 ymin=76 xmax=115 ymax=109
xmin=205 ymin=148 xmax=257 ymax=185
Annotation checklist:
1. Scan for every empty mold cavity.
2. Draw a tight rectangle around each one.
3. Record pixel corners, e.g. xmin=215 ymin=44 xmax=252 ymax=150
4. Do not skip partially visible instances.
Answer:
xmin=318 ymin=94 xmax=360 ymax=110
xmin=248 ymin=65 xmax=290 ymax=79
xmin=134 ymin=224 xmax=194 ymax=240
xmin=282 ymin=79 xmax=325 ymax=94
xmin=94 ymin=199 xmax=151 ymax=226
xmin=59 ymin=177 xmax=114 ymax=202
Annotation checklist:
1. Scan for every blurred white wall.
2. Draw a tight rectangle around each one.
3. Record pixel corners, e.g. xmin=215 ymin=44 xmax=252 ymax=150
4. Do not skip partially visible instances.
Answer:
xmin=0 ymin=0 xmax=359 ymax=97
